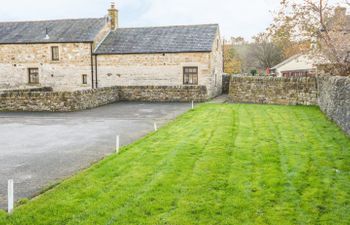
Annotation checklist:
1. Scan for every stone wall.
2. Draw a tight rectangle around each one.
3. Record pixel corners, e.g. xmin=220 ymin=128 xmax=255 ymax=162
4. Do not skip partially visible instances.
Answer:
xmin=0 ymin=87 xmax=119 ymax=112
xmin=228 ymin=76 xmax=318 ymax=105
xmin=209 ymin=31 xmax=224 ymax=97
xmin=95 ymin=31 xmax=222 ymax=99
xmin=118 ymin=86 xmax=208 ymax=102
xmin=318 ymin=76 xmax=350 ymax=135
xmin=0 ymin=43 xmax=94 ymax=91
xmin=0 ymin=85 xmax=208 ymax=112
xmin=96 ymin=51 xmax=221 ymax=98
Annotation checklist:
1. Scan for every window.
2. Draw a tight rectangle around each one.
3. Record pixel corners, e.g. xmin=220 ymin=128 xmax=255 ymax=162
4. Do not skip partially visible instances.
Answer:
xmin=183 ymin=67 xmax=198 ymax=85
xmin=51 ymin=46 xmax=59 ymax=61
xmin=82 ymin=74 xmax=88 ymax=84
xmin=28 ymin=68 xmax=39 ymax=84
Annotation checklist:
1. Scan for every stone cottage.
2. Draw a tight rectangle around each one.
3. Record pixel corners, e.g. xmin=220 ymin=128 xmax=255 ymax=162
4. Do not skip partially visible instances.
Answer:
xmin=0 ymin=3 xmax=223 ymax=98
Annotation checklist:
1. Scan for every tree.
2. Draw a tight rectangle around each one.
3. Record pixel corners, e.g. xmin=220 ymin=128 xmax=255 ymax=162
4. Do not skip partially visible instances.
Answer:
xmin=249 ymin=33 xmax=284 ymax=69
xmin=223 ymin=44 xmax=242 ymax=74
xmin=269 ymin=0 xmax=350 ymax=76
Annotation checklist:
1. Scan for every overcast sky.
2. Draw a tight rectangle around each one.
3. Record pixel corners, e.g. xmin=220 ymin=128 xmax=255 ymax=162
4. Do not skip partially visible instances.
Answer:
xmin=0 ymin=0 xmax=290 ymax=39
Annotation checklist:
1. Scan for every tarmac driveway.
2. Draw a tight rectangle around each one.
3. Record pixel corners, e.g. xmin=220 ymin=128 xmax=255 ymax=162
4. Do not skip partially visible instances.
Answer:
xmin=0 ymin=102 xmax=190 ymax=209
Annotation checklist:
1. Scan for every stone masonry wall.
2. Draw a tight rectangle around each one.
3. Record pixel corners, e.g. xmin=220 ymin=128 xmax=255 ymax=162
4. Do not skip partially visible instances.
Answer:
xmin=229 ymin=76 xmax=318 ymax=105
xmin=318 ymin=76 xmax=350 ymax=135
xmin=0 ymin=85 xmax=208 ymax=112
xmin=208 ymin=30 xmax=224 ymax=97
xmin=0 ymin=87 xmax=120 ymax=112
xmin=118 ymin=86 xmax=208 ymax=102
xmin=96 ymin=29 xmax=222 ymax=99
xmin=96 ymin=52 xmax=218 ymax=96
xmin=0 ymin=43 xmax=93 ymax=91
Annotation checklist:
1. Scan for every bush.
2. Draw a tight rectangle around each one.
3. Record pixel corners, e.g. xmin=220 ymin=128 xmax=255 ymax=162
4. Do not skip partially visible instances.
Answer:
xmin=250 ymin=69 xmax=258 ymax=76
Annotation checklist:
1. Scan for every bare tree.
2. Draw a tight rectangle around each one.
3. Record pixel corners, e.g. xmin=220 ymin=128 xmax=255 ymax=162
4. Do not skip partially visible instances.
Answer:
xmin=250 ymin=33 xmax=284 ymax=69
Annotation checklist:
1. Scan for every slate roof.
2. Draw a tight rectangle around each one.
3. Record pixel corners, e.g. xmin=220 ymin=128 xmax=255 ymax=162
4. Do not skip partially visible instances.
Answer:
xmin=95 ymin=24 xmax=219 ymax=54
xmin=0 ymin=18 xmax=106 ymax=44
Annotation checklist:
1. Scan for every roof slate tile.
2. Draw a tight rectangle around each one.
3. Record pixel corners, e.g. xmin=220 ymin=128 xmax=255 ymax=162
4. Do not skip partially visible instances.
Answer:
xmin=0 ymin=18 xmax=106 ymax=44
xmin=95 ymin=24 xmax=219 ymax=54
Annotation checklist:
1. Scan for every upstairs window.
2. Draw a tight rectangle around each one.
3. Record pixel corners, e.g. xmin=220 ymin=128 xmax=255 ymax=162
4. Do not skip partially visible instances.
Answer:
xmin=183 ymin=67 xmax=198 ymax=85
xmin=28 ymin=68 xmax=39 ymax=84
xmin=51 ymin=46 xmax=59 ymax=61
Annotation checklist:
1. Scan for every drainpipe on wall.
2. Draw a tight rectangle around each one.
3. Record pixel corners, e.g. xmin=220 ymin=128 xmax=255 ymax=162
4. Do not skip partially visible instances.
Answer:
xmin=95 ymin=55 xmax=98 ymax=89
xmin=90 ymin=43 xmax=95 ymax=89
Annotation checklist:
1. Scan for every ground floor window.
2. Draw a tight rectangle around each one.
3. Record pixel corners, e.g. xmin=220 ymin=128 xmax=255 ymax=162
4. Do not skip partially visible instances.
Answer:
xmin=183 ymin=67 xmax=198 ymax=85
xmin=28 ymin=68 xmax=39 ymax=84
xmin=82 ymin=74 xmax=88 ymax=84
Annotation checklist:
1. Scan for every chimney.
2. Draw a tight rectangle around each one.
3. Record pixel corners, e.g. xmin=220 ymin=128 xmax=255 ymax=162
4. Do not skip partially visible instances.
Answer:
xmin=335 ymin=7 xmax=347 ymax=18
xmin=108 ymin=2 xmax=118 ymax=30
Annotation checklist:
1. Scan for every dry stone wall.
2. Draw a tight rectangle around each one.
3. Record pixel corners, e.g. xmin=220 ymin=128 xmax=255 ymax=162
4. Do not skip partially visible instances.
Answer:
xmin=229 ymin=76 xmax=318 ymax=105
xmin=318 ymin=76 xmax=350 ymax=135
xmin=228 ymin=75 xmax=350 ymax=136
xmin=118 ymin=86 xmax=208 ymax=102
xmin=0 ymin=85 xmax=208 ymax=112
xmin=0 ymin=87 xmax=120 ymax=112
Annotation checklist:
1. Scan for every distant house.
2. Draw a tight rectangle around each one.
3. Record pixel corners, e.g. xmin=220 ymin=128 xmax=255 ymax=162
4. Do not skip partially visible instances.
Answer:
xmin=0 ymin=3 xmax=223 ymax=98
xmin=271 ymin=54 xmax=316 ymax=77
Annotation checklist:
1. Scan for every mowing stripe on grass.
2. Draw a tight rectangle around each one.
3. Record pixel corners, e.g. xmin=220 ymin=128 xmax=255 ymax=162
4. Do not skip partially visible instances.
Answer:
xmin=1 ymin=104 xmax=349 ymax=225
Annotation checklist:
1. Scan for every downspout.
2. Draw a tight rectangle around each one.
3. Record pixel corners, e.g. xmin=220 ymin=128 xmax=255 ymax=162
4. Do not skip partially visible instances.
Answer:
xmin=95 ymin=55 xmax=98 ymax=89
xmin=90 ymin=43 xmax=94 ymax=89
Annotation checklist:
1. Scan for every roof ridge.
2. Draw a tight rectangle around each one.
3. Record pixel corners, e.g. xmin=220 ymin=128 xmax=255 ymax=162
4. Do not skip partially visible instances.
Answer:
xmin=116 ymin=23 xmax=219 ymax=30
xmin=0 ymin=17 xmax=105 ymax=24
xmin=271 ymin=54 xmax=303 ymax=69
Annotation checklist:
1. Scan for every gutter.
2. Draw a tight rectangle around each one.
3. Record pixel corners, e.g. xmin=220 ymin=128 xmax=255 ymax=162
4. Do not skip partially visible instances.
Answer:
xmin=93 ymin=50 xmax=213 ymax=56
xmin=0 ymin=41 xmax=94 ymax=45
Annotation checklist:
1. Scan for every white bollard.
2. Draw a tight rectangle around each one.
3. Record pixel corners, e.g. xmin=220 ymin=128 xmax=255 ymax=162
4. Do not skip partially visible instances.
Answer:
xmin=192 ymin=100 xmax=194 ymax=109
xmin=116 ymin=135 xmax=120 ymax=154
xmin=8 ymin=179 xmax=14 ymax=214
xmin=154 ymin=122 xmax=158 ymax=131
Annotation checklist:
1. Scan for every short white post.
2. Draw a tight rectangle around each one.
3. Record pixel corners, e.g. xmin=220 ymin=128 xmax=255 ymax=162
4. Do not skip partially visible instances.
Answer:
xmin=154 ymin=122 xmax=158 ymax=131
xmin=8 ymin=179 xmax=14 ymax=214
xmin=192 ymin=100 xmax=194 ymax=109
xmin=116 ymin=135 xmax=120 ymax=154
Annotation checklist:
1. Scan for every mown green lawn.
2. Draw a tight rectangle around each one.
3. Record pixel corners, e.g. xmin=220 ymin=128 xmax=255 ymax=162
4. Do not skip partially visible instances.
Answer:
xmin=1 ymin=104 xmax=349 ymax=225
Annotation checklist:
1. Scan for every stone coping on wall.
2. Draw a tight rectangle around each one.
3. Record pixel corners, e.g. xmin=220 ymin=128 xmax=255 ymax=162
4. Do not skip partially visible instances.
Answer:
xmin=0 ymin=87 xmax=53 ymax=95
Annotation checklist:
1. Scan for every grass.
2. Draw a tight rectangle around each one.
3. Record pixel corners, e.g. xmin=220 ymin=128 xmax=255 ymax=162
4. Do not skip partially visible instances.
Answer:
xmin=0 ymin=104 xmax=350 ymax=225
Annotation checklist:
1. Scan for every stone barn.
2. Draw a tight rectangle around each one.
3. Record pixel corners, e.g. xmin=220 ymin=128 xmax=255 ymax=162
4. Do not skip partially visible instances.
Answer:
xmin=0 ymin=3 xmax=223 ymax=99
